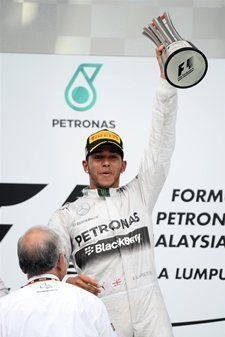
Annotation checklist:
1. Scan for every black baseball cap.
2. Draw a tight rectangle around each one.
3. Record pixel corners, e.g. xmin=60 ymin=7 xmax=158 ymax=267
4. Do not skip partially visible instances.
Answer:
xmin=85 ymin=129 xmax=124 ymax=158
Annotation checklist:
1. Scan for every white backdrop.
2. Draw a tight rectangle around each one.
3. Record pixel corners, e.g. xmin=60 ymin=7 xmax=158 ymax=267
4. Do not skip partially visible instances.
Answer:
xmin=0 ymin=53 xmax=225 ymax=337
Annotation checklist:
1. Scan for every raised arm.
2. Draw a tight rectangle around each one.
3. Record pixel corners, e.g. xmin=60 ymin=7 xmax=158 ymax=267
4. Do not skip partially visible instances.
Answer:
xmin=133 ymin=46 xmax=178 ymax=211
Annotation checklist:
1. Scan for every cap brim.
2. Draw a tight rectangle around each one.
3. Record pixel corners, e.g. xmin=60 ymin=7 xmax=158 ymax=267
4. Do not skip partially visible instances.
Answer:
xmin=87 ymin=141 xmax=124 ymax=158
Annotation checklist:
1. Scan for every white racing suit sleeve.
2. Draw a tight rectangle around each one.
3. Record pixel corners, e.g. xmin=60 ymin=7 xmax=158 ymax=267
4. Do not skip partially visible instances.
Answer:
xmin=134 ymin=78 xmax=177 ymax=212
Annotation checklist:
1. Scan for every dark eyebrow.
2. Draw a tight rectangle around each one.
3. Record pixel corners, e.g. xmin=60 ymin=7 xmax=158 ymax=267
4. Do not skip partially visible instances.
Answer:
xmin=92 ymin=147 xmax=121 ymax=155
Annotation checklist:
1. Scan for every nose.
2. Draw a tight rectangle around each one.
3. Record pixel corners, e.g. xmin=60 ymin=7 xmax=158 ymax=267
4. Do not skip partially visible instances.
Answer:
xmin=102 ymin=157 xmax=110 ymax=166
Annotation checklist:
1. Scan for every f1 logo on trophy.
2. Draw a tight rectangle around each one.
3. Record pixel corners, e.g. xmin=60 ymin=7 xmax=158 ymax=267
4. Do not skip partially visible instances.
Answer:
xmin=143 ymin=12 xmax=208 ymax=88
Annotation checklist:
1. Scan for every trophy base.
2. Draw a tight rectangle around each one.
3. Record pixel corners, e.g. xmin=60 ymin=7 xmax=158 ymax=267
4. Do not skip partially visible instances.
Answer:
xmin=163 ymin=41 xmax=208 ymax=89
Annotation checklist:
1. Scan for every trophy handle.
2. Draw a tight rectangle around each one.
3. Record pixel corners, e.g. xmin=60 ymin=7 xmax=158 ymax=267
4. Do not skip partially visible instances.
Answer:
xmin=142 ymin=12 xmax=184 ymax=48
xmin=163 ymin=12 xmax=183 ymax=41
xmin=155 ymin=17 xmax=176 ymax=45
xmin=143 ymin=26 xmax=162 ymax=47
xmin=152 ymin=18 xmax=172 ymax=46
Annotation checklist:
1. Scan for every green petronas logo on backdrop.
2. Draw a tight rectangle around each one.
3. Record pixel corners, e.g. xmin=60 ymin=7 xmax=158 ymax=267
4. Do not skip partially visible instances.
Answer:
xmin=65 ymin=64 xmax=102 ymax=111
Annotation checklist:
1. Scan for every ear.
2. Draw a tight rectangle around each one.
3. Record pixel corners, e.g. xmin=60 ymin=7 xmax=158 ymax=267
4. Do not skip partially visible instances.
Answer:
xmin=121 ymin=160 xmax=127 ymax=173
xmin=82 ymin=160 xmax=89 ymax=173
xmin=56 ymin=253 xmax=68 ymax=280
xmin=57 ymin=253 xmax=64 ymax=272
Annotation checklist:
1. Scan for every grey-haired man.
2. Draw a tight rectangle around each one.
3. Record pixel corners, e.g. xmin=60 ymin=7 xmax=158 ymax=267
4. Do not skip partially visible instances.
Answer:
xmin=0 ymin=226 xmax=116 ymax=337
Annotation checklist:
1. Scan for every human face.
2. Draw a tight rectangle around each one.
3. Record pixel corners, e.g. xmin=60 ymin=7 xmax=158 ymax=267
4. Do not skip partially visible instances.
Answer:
xmin=82 ymin=145 xmax=127 ymax=189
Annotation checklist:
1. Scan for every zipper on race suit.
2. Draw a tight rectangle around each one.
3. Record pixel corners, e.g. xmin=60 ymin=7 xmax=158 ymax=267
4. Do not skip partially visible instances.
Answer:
xmin=97 ymin=188 xmax=110 ymax=197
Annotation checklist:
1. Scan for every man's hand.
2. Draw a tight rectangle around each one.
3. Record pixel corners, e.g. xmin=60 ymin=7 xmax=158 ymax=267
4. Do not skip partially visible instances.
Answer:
xmin=66 ymin=274 xmax=101 ymax=296
xmin=156 ymin=45 xmax=166 ymax=79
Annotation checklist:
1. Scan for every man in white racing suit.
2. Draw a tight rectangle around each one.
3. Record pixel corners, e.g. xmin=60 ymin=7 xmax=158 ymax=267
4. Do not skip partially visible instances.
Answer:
xmin=49 ymin=46 xmax=177 ymax=337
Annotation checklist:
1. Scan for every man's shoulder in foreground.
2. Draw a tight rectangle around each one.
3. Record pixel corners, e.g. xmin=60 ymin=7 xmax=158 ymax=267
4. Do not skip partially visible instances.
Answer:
xmin=0 ymin=280 xmax=103 ymax=312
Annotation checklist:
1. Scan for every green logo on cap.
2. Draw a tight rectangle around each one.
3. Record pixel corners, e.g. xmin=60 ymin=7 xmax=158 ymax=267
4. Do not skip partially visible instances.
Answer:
xmin=65 ymin=64 xmax=102 ymax=111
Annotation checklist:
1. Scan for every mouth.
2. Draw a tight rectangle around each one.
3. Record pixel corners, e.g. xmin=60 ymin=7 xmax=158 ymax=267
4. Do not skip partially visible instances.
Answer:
xmin=100 ymin=172 xmax=112 ymax=176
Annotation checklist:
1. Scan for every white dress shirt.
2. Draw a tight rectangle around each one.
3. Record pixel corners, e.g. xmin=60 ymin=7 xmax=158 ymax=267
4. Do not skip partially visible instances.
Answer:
xmin=0 ymin=274 xmax=116 ymax=337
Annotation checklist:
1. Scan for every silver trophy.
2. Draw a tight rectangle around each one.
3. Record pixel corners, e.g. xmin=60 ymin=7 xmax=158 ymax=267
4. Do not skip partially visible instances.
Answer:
xmin=143 ymin=12 xmax=208 ymax=88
